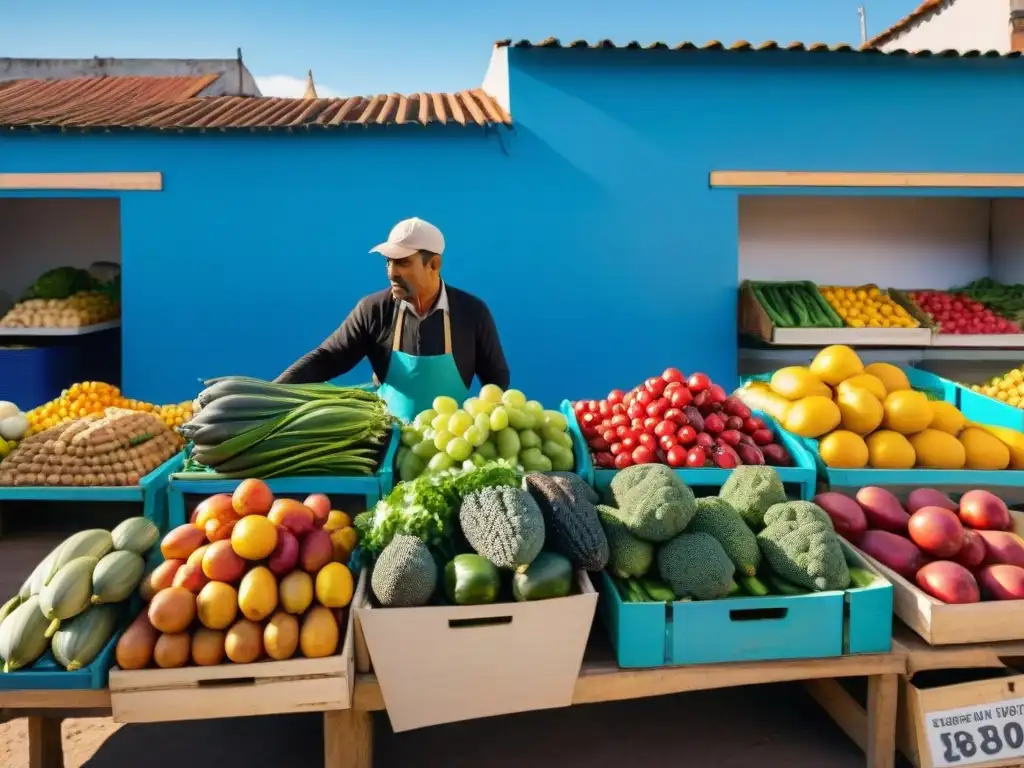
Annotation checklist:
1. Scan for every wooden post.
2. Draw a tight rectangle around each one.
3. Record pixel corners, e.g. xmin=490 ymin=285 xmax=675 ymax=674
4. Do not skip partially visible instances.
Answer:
xmin=866 ymin=673 xmax=898 ymax=768
xmin=27 ymin=715 xmax=63 ymax=768
xmin=324 ymin=709 xmax=373 ymax=768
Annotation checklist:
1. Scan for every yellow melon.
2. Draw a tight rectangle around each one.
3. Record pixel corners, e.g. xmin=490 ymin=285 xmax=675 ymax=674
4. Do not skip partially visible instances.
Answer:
xmin=836 ymin=373 xmax=887 ymax=402
xmin=783 ymin=396 xmax=842 ymax=438
xmin=909 ymin=429 xmax=967 ymax=470
xmin=865 ymin=430 xmax=916 ymax=469
xmin=818 ymin=431 xmax=869 ymax=468
xmin=864 ymin=362 xmax=911 ymax=393
xmin=928 ymin=401 xmax=966 ymax=436
xmin=769 ymin=367 xmax=831 ymax=400
xmin=882 ymin=390 xmax=932 ymax=434
xmin=836 ymin=388 xmax=883 ymax=435
xmin=810 ymin=345 xmax=864 ymax=387
xmin=960 ymin=427 xmax=1011 ymax=470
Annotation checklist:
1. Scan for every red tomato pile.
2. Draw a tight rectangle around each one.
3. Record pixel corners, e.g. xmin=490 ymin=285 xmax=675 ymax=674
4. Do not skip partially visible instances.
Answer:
xmin=572 ymin=368 xmax=795 ymax=471
xmin=910 ymin=290 xmax=1019 ymax=335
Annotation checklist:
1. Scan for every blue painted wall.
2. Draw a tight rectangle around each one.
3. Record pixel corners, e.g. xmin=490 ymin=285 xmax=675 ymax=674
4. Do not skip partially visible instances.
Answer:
xmin=4 ymin=50 xmax=1024 ymax=407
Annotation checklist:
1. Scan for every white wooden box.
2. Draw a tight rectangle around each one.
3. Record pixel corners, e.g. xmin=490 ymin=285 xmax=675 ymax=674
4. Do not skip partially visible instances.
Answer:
xmin=109 ymin=606 xmax=355 ymax=723
xmin=355 ymin=567 xmax=597 ymax=732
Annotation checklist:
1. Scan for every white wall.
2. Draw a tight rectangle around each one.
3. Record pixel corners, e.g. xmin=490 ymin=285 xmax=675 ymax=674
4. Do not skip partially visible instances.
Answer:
xmin=991 ymin=198 xmax=1024 ymax=282
xmin=879 ymin=0 xmax=1009 ymax=52
xmin=482 ymin=46 xmax=510 ymax=116
xmin=0 ymin=199 xmax=121 ymax=300
xmin=738 ymin=196 xmax=991 ymax=289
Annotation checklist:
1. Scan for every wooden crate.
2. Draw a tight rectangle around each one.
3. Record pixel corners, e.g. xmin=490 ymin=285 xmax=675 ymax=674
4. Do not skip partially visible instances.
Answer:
xmin=109 ymin=607 xmax=355 ymax=723
xmin=849 ymin=513 xmax=1024 ymax=645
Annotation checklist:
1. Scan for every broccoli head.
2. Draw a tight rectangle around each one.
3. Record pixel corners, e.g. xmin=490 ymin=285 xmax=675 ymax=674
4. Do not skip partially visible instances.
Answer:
xmin=597 ymin=505 xmax=654 ymax=578
xmin=762 ymin=500 xmax=834 ymax=530
xmin=688 ymin=497 xmax=761 ymax=577
xmin=459 ymin=485 xmax=545 ymax=571
xmin=757 ymin=519 xmax=850 ymax=592
xmin=656 ymin=531 xmax=735 ymax=600
xmin=605 ymin=464 xmax=695 ymax=542
xmin=719 ymin=466 xmax=787 ymax=530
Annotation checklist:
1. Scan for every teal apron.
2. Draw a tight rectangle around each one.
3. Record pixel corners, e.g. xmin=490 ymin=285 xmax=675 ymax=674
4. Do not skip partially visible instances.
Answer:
xmin=377 ymin=303 xmax=470 ymax=421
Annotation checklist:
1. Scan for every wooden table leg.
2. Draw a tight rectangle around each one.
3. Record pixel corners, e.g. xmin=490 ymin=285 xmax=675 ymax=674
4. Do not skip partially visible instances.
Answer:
xmin=866 ymin=673 xmax=898 ymax=768
xmin=324 ymin=709 xmax=373 ymax=768
xmin=27 ymin=715 xmax=63 ymax=768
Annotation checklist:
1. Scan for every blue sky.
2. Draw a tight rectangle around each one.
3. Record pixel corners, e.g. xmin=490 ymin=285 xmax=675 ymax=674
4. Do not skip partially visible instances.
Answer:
xmin=3 ymin=0 xmax=917 ymax=96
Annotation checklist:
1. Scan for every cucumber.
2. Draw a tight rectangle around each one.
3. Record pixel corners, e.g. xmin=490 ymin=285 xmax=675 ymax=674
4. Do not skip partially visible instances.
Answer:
xmin=767 ymin=573 xmax=809 ymax=595
xmin=512 ymin=552 xmax=573 ymax=602
xmin=739 ymin=575 xmax=770 ymax=597
xmin=848 ymin=567 xmax=877 ymax=589
xmin=443 ymin=554 xmax=500 ymax=605
xmin=638 ymin=577 xmax=675 ymax=602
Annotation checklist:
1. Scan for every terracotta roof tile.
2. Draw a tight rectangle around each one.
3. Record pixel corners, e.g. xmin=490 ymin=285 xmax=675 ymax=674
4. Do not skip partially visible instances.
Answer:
xmin=0 ymin=78 xmax=511 ymax=131
xmin=495 ymin=37 xmax=1020 ymax=57
xmin=864 ymin=0 xmax=948 ymax=49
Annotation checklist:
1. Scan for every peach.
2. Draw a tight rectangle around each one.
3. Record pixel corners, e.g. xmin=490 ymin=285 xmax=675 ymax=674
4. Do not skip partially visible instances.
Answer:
xmin=201 ymin=539 xmax=247 ymax=583
xmin=232 ymin=478 xmax=274 ymax=516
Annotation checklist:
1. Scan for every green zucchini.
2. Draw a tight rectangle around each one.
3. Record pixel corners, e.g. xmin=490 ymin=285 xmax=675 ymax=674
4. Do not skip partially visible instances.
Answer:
xmin=512 ymin=552 xmax=573 ymax=602
xmin=637 ymin=577 xmax=675 ymax=602
xmin=752 ymin=284 xmax=790 ymax=327
xmin=847 ymin=567 xmax=877 ymax=589
xmin=739 ymin=575 xmax=770 ymax=597
xmin=767 ymin=573 xmax=809 ymax=596
xmin=443 ymin=554 xmax=500 ymax=605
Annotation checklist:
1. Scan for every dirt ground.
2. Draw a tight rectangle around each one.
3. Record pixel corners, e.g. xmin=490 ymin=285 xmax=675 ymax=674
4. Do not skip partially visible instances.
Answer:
xmin=0 ymin=507 xmax=892 ymax=767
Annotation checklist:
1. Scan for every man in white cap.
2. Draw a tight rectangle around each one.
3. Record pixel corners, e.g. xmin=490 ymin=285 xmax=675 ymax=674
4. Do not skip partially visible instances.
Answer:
xmin=277 ymin=217 xmax=510 ymax=420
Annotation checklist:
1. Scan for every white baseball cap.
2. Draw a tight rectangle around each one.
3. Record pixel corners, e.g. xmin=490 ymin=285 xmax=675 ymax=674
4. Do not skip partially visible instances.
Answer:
xmin=369 ymin=217 xmax=446 ymax=260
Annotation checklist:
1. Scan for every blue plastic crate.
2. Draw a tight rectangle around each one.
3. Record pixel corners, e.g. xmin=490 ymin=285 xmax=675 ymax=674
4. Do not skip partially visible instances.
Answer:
xmin=167 ymin=426 xmax=400 ymax=528
xmin=0 ymin=344 xmax=82 ymax=409
xmin=560 ymin=399 xmax=594 ymax=486
xmin=0 ymin=453 xmax=181 ymax=533
xmin=590 ymin=412 xmax=817 ymax=500
xmin=959 ymin=386 xmax=1024 ymax=432
xmin=599 ymin=540 xmax=892 ymax=667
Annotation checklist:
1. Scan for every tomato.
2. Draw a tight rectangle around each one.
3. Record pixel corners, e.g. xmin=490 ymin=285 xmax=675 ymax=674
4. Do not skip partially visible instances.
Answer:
xmin=636 ymin=390 xmax=654 ymax=407
xmin=601 ymin=429 xmax=617 ymax=444
xmin=676 ymin=425 xmax=697 ymax=445
xmin=725 ymin=415 xmax=744 ymax=431
xmin=743 ymin=417 xmax=765 ymax=433
xmin=752 ymin=429 xmax=774 ymax=445
xmin=664 ymin=381 xmax=683 ymax=395
xmin=666 ymin=445 xmax=688 ymax=467
xmin=632 ymin=445 xmax=656 ymax=464
xmin=664 ymin=408 xmax=686 ymax=425
xmin=707 ymin=384 xmax=727 ymax=404
xmin=589 ymin=437 xmax=610 ymax=452
xmin=646 ymin=399 xmax=668 ymax=418
xmin=614 ymin=452 xmax=634 ymax=469
xmin=630 ymin=419 xmax=645 ymax=431
xmin=610 ymin=441 xmax=625 ymax=456
xmin=718 ymin=429 xmax=742 ymax=446
xmin=704 ymin=413 xmax=725 ymax=434
xmin=621 ymin=436 xmax=639 ymax=451
xmin=643 ymin=417 xmax=659 ymax=431
xmin=638 ymin=433 xmax=658 ymax=451
xmin=670 ymin=388 xmax=693 ymax=409
xmin=607 ymin=389 xmax=625 ymax=405
xmin=654 ymin=420 xmax=677 ymax=439
xmin=659 ymin=435 xmax=677 ymax=453
xmin=573 ymin=401 xmax=586 ymax=415
xmin=610 ymin=413 xmax=629 ymax=428
xmin=662 ymin=367 xmax=685 ymax=384
xmin=585 ymin=399 xmax=599 ymax=413
xmin=687 ymin=373 xmax=711 ymax=393
xmin=627 ymin=402 xmax=646 ymax=420
xmin=611 ymin=402 xmax=626 ymax=415
xmin=594 ymin=452 xmax=615 ymax=468
xmin=695 ymin=432 xmax=715 ymax=448
xmin=685 ymin=446 xmax=706 ymax=467
xmin=645 ymin=377 xmax=666 ymax=397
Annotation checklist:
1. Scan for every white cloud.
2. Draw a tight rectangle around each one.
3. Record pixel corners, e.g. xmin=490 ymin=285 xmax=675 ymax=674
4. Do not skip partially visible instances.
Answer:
xmin=255 ymin=74 xmax=340 ymax=99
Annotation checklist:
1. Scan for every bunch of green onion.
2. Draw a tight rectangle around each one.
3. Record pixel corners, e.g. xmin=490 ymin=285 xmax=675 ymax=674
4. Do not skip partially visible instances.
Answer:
xmin=178 ymin=377 xmax=395 ymax=479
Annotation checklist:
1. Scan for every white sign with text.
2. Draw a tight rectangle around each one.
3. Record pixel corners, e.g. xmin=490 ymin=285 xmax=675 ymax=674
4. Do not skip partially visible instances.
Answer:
xmin=925 ymin=698 xmax=1024 ymax=767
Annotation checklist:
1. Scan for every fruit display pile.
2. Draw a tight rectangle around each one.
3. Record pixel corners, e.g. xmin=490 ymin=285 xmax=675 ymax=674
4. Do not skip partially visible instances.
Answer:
xmin=0 ymin=517 xmax=160 ymax=673
xmin=969 ymin=364 xmax=1024 ymax=409
xmin=1 ymin=266 xmax=121 ymax=330
xmin=358 ymin=463 xmax=601 ymax=606
xmin=179 ymin=378 xmax=394 ymax=479
xmin=955 ymin=278 xmax=1024 ymax=325
xmin=748 ymin=281 xmax=843 ymax=328
xmin=819 ymin=486 xmax=1024 ymax=604
xmin=26 ymin=382 xmax=194 ymax=434
xmin=908 ymin=290 xmax=1020 ymax=335
xmin=117 ymin=481 xmax=356 ymax=669
xmin=0 ymin=407 xmax=184 ymax=487
xmin=818 ymin=285 xmax=922 ymax=330
xmin=600 ymin=465 xmax=876 ymax=601
xmin=573 ymin=368 xmax=794 ymax=470
xmin=398 ymin=387 xmax=575 ymax=482
xmin=734 ymin=345 xmax=1024 ymax=470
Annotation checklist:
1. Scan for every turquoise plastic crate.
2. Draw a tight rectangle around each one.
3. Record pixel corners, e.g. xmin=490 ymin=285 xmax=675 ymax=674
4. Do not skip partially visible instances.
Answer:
xmin=0 ymin=453 xmax=181 ymax=533
xmin=599 ymin=540 xmax=892 ymax=667
xmin=560 ymin=399 xmax=594 ymax=486
xmin=590 ymin=412 xmax=817 ymax=500
xmin=959 ymin=386 xmax=1024 ymax=432
xmin=167 ymin=426 xmax=400 ymax=528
